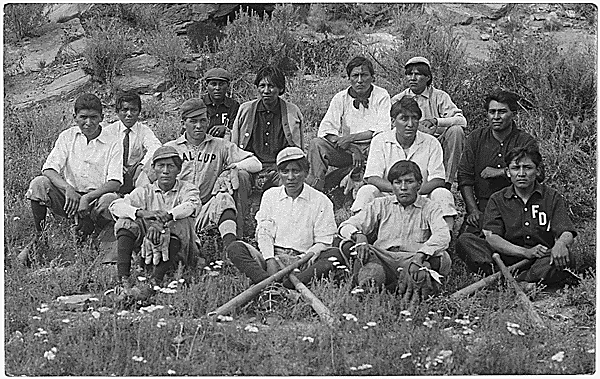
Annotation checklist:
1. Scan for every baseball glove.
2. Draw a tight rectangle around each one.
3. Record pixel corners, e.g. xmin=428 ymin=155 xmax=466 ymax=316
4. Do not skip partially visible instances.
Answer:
xmin=212 ymin=167 xmax=240 ymax=195
xmin=397 ymin=261 xmax=442 ymax=309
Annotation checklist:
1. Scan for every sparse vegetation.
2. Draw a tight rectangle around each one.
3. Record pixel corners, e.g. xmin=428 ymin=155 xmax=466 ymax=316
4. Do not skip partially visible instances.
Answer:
xmin=82 ymin=21 xmax=135 ymax=84
xmin=4 ymin=3 xmax=596 ymax=376
xmin=4 ymin=3 xmax=48 ymax=41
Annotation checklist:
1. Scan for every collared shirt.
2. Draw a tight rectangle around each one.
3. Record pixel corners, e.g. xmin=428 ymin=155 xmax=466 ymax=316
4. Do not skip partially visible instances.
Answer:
xmin=109 ymin=179 xmax=200 ymax=221
xmin=483 ymin=182 xmax=577 ymax=249
xmin=104 ymin=120 xmax=162 ymax=167
xmin=247 ymin=99 xmax=288 ymax=164
xmin=363 ymin=129 xmax=445 ymax=182
xmin=317 ymin=84 xmax=391 ymax=140
xmin=255 ymin=184 xmax=337 ymax=259
xmin=202 ymin=93 xmax=240 ymax=129
xmin=339 ymin=195 xmax=450 ymax=255
xmin=457 ymin=126 xmax=537 ymax=201
xmin=42 ymin=126 xmax=123 ymax=192
xmin=392 ymin=86 xmax=467 ymax=129
xmin=165 ymin=134 xmax=254 ymax=203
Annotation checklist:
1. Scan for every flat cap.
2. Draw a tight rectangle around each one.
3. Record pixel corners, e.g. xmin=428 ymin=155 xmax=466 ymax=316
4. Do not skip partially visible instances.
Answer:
xmin=405 ymin=56 xmax=431 ymax=69
xmin=204 ymin=68 xmax=232 ymax=82
xmin=180 ymin=98 xmax=207 ymax=119
xmin=152 ymin=145 xmax=180 ymax=164
xmin=276 ymin=146 xmax=306 ymax=166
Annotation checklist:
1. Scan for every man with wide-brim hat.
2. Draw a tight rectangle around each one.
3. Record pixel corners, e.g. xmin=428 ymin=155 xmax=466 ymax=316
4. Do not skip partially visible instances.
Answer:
xmin=391 ymin=56 xmax=467 ymax=190
xmin=202 ymin=67 xmax=240 ymax=138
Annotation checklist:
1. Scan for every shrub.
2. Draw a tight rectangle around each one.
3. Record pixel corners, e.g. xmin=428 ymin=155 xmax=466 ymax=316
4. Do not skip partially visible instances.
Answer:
xmin=4 ymin=3 xmax=48 ymax=41
xmin=144 ymin=26 xmax=197 ymax=98
xmin=82 ymin=21 xmax=135 ymax=84
xmin=187 ymin=20 xmax=224 ymax=53
xmin=117 ymin=4 xmax=162 ymax=32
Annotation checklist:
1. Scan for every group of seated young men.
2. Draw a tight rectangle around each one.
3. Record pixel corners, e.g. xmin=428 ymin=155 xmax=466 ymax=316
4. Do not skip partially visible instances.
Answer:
xmin=22 ymin=55 xmax=577 ymax=300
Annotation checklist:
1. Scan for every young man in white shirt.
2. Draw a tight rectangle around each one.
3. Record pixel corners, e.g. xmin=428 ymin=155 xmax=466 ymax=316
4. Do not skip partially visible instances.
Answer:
xmin=227 ymin=147 xmax=344 ymax=288
xmin=21 ymin=93 xmax=122 ymax=265
xmin=306 ymin=56 xmax=391 ymax=192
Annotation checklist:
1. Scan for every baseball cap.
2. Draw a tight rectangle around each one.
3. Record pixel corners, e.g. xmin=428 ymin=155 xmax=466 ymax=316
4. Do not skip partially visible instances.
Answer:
xmin=152 ymin=145 xmax=180 ymax=164
xmin=204 ymin=68 xmax=232 ymax=82
xmin=405 ymin=56 xmax=431 ymax=69
xmin=180 ymin=98 xmax=207 ymax=119
xmin=276 ymin=147 xmax=306 ymax=166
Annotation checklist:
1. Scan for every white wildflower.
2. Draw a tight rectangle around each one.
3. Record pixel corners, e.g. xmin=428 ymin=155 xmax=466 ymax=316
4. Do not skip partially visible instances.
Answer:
xmin=551 ymin=351 xmax=565 ymax=362
xmin=401 ymin=352 xmax=412 ymax=359
xmin=366 ymin=321 xmax=377 ymax=327
xmin=156 ymin=318 xmax=167 ymax=328
xmin=167 ymin=369 xmax=176 ymax=375
xmin=244 ymin=325 xmax=259 ymax=333
xmin=351 ymin=287 xmax=365 ymax=294
xmin=44 ymin=347 xmax=57 ymax=361
xmin=301 ymin=336 xmax=314 ymax=343
xmin=137 ymin=276 xmax=147 ymax=282
xmin=400 ymin=310 xmax=411 ymax=316
xmin=91 ymin=311 xmax=101 ymax=319
xmin=217 ymin=315 xmax=233 ymax=322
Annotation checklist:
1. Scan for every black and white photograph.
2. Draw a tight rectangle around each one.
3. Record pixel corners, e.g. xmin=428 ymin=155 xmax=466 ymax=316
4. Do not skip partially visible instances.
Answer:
xmin=3 ymin=2 xmax=596 ymax=375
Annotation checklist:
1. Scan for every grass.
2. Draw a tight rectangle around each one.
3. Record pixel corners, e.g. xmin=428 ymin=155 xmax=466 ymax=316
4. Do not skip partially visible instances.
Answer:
xmin=4 ymin=3 xmax=597 ymax=376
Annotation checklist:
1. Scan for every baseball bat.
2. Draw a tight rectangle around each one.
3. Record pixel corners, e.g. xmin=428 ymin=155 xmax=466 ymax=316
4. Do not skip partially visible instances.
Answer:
xmin=492 ymin=253 xmax=545 ymax=328
xmin=274 ymin=257 xmax=336 ymax=327
xmin=450 ymin=259 xmax=532 ymax=299
xmin=208 ymin=251 xmax=314 ymax=317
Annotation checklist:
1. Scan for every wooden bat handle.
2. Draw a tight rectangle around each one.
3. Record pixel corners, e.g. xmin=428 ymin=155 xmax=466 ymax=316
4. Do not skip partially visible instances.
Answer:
xmin=208 ymin=251 xmax=314 ymax=317
xmin=450 ymin=259 xmax=531 ymax=299
xmin=492 ymin=253 xmax=545 ymax=328
xmin=275 ymin=257 xmax=336 ymax=327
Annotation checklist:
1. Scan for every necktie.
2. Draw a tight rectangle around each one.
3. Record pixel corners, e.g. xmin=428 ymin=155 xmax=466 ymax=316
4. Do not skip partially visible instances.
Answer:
xmin=123 ymin=128 xmax=131 ymax=167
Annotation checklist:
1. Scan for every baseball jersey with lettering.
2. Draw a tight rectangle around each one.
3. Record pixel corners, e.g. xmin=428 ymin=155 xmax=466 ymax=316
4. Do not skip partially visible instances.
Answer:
xmin=165 ymin=134 xmax=253 ymax=203
xmin=483 ymin=182 xmax=577 ymax=249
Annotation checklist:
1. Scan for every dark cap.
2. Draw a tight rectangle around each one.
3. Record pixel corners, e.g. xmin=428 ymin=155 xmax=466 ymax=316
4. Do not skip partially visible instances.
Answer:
xmin=204 ymin=68 xmax=232 ymax=82
xmin=180 ymin=98 xmax=207 ymax=119
xmin=152 ymin=145 xmax=180 ymax=164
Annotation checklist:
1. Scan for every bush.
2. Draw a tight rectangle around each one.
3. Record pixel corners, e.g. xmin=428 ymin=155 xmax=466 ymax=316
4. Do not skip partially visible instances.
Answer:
xmin=4 ymin=3 xmax=48 ymax=41
xmin=82 ymin=22 xmax=135 ymax=84
xmin=117 ymin=4 xmax=162 ymax=32
xmin=144 ymin=26 xmax=197 ymax=98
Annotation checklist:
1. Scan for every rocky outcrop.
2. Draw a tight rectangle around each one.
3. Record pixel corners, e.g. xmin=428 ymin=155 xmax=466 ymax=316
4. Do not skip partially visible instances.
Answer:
xmin=111 ymin=54 xmax=169 ymax=94
xmin=11 ymin=69 xmax=92 ymax=109
xmin=46 ymin=3 xmax=94 ymax=23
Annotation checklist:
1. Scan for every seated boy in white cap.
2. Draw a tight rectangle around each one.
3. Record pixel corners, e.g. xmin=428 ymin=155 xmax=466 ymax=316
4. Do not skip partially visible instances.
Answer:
xmin=109 ymin=145 xmax=201 ymax=297
xmin=392 ymin=56 xmax=466 ymax=190
xmin=226 ymin=147 xmax=345 ymax=289
xmin=202 ymin=67 xmax=240 ymax=138
xmin=164 ymin=98 xmax=262 ymax=244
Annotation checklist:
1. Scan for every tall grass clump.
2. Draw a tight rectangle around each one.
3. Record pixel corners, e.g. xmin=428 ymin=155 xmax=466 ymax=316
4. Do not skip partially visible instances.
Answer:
xmin=144 ymin=26 xmax=197 ymax=98
xmin=82 ymin=21 xmax=135 ymax=84
xmin=4 ymin=3 xmax=48 ymax=41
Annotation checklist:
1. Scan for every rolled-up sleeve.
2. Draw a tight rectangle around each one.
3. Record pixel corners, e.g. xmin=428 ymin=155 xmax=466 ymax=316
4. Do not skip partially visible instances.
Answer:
xmin=338 ymin=200 xmax=380 ymax=239
xmin=317 ymin=93 xmax=343 ymax=138
xmin=110 ymin=188 xmax=145 ymax=220
xmin=435 ymin=92 xmax=467 ymax=128
xmin=363 ymin=134 xmax=386 ymax=179
xmin=42 ymin=132 xmax=69 ymax=174
xmin=482 ymin=195 xmax=505 ymax=236
xmin=170 ymin=184 xmax=200 ymax=221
